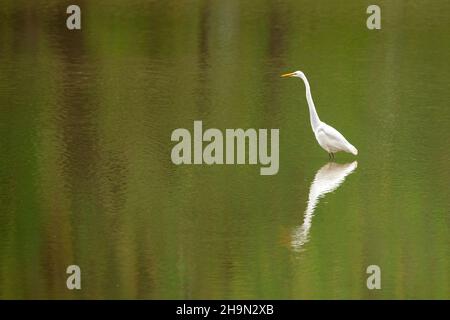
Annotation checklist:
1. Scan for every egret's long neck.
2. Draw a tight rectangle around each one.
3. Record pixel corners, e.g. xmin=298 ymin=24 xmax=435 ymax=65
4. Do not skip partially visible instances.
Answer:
xmin=300 ymin=75 xmax=321 ymax=131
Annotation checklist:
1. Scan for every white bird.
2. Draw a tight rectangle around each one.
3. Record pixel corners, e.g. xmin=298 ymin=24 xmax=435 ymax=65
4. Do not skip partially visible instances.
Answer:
xmin=281 ymin=71 xmax=358 ymax=159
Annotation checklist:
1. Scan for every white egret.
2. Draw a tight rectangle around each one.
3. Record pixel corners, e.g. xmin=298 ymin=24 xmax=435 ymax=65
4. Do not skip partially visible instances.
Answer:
xmin=281 ymin=71 xmax=358 ymax=159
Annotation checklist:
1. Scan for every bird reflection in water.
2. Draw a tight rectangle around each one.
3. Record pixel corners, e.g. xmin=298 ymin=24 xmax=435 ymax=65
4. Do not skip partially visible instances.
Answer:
xmin=291 ymin=161 xmax=358 ymax=251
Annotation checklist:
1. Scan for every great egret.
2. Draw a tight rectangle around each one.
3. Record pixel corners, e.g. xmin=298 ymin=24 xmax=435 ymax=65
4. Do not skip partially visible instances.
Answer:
xmin=281 ymin=71 xmax=358 ymax=159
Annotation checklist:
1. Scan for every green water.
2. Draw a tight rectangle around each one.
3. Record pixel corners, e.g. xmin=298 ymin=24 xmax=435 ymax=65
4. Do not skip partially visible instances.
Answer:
xmin=0 ymin=0 xmax=449 ymax=299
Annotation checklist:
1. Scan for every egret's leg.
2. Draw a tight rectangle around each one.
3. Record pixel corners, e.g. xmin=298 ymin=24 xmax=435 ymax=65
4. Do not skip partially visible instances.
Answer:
xmin=328 ymin=153 xmax=331 ymax=160
xmin=331 ymin=153 xmax=335 ymax=160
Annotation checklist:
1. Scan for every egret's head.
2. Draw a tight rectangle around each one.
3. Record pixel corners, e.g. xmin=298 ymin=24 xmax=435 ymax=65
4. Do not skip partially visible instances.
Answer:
xmin=281 ymin=70 xmax=305 ymax=79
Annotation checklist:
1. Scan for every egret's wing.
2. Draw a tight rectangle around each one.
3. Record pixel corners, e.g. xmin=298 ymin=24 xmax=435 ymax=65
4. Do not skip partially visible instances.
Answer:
xmin=319 ymin=123 xmax=353 ymax=150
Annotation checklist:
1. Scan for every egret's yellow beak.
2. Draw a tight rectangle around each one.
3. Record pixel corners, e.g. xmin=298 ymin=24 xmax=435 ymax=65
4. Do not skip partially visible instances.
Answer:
xmin=281 ymin=72 xmax=295 ymax=78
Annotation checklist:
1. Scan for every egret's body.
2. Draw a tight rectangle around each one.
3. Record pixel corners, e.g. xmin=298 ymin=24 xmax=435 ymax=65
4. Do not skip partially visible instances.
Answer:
xmin=281 ymin=71 xmax=358 ymax=158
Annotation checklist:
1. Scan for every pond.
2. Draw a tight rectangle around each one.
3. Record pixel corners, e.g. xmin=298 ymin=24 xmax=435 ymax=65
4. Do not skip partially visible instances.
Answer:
xmin=0 ymin=0 xmax=449 ymax=299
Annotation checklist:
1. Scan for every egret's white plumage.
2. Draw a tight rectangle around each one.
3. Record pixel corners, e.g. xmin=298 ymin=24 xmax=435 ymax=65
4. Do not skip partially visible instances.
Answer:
xmin=281 ymin=70 xmax=358 ymax=158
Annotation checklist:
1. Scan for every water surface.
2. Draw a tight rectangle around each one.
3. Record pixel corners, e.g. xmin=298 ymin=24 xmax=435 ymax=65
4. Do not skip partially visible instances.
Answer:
xmin=0 ymin=0 xmax=449 ymax=299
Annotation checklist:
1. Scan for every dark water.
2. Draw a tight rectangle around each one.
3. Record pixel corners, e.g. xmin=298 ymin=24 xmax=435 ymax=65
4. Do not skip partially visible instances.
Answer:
xmin=0 ymin=0 xmax=449 ymax=299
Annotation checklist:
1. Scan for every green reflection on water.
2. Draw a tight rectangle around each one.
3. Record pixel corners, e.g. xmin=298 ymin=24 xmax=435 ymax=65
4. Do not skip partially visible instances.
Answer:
xmin=0 ymin=0 xmax=449 ymax=299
